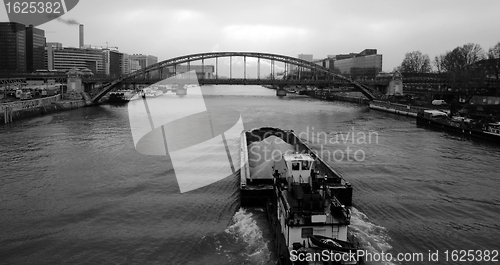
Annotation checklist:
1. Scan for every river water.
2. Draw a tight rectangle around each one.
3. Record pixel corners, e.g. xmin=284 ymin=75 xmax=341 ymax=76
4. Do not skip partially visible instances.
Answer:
xmin=1 ymin=85 xmax=499 ymax=265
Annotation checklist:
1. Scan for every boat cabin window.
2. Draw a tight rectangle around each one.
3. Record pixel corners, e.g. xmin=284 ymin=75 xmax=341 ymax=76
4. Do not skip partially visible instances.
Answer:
xmin=302 ymin=161 xmax=310 ymax=170
xmin=292 ymin=162 xmax=300 ymax=171
xmin=301 ymin=228 xmax=313 ymax=238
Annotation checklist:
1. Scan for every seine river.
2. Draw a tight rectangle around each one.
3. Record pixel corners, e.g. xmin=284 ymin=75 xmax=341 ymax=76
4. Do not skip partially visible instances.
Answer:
xmin=1 ymin=85 xmax=499 ymax=265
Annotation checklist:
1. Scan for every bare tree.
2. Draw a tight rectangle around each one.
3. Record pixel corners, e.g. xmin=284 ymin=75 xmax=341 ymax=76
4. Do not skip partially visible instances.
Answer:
xmin=487 ymin=42 xmax=500 ymax=78
xmin=440 ymin=43 xmax=486 ymax=94
xmin=399 ymin=51 xmax=432 ymax=73
xmin=433 ymin=54 xmax=446 ymax=73
xmin=487 ymin=42 xmax=500 ymax=95
xmin=489 ymin=42 xmax=500 ymax=59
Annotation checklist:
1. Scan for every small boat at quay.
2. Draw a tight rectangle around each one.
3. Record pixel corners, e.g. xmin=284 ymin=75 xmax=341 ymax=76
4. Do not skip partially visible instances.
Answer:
xmin=143 ymin=88 xmax=164 ymax=98
xmin=108 ymin=90 xmax=140 ymax=103
xmin=416 ymin=110 xmax=500 ymax=143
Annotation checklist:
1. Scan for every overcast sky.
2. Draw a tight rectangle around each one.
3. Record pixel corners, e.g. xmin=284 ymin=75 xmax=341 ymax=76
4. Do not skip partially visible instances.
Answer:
xmin=2 ymin=0 xmax=500 ymax=73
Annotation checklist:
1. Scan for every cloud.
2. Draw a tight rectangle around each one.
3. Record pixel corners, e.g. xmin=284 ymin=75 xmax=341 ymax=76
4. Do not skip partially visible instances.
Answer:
xmin=222 ymin=24 xmax=309 ymax=43
xmin=172 ymin=9 xmax=202 ymax=21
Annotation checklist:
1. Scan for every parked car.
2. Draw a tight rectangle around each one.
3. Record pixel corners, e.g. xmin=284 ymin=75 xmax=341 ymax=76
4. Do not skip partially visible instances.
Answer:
xmin=432 ymin=99 xmax=447 ymax=106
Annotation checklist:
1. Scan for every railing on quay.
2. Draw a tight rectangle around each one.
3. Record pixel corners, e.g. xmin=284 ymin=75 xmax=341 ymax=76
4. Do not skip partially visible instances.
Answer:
xmin=371 ymin=100 xmax=430 ymax=114
xmin=0 ymin=94 xmax=61 ymax=114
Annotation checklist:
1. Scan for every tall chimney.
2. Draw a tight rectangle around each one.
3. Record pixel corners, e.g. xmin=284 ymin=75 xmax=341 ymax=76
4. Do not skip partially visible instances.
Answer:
xmin=79 ymin=24 xmax=84 ymax=48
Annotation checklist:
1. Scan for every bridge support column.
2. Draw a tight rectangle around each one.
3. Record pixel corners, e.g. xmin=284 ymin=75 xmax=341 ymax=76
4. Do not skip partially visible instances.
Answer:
xmin=276 ymin=86 xmax=287 ymax=96
xmin=83 ymin=82 xmax=92 ymax=92
xmin=176 ymin=86 xmax=187 ymax=95
xmin=271 ymin=59 xmax=274 ymax=79
xmin=257 ymin=58 xmax=260 ymax=79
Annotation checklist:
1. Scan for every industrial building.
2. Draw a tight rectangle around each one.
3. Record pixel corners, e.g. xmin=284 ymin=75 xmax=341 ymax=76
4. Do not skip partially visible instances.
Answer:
xmin=128 ymin=54 xmax=158 ymax=70
xmin=167 ymin=65 xmax=215 ymax=79
xmin=53 ymin=47 xmax=106 ymax=75
xmin=103 ymin=49 xmax=124 ymax=77
xmin=0 ymin=22 xmax=47 ymax=73
xmin=45 ymin=42 xmax=63 ymax=70
xmin=298 ymin=54 xmax=313 ymax=62
xmin=26 ymin=25 xmax=46 ymax=73
xmin=1 ymin=21 xmax=160 ymax=78
xmin=329 ymin=49 xmax=382 ymax=79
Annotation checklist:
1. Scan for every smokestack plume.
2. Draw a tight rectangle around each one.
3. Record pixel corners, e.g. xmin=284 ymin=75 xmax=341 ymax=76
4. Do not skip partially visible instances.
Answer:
xmin=56 ymin=17 xmax=80 ymax=25
xmin=79 ymin=24 xmax=84 ymax=48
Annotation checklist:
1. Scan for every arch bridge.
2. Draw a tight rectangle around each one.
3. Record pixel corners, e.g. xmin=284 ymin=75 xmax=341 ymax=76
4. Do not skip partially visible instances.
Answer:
xmin=91 ymin=52 xmax=378 ymax=103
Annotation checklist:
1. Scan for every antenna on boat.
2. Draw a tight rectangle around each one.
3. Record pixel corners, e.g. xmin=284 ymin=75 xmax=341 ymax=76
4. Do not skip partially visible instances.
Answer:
xmin=323 ymin=174 xmax=328 ymax=210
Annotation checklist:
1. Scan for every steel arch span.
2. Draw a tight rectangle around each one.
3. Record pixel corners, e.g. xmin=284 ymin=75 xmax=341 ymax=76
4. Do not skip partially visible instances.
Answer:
xmin=91 ymin=52 xmax=377 ymax=102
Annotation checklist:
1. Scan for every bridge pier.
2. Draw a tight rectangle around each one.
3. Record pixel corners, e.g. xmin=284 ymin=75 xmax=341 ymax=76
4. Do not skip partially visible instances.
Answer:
xmin=83 ymin=82 xmax=94 ymax=93
xmin=276 ymin=87 xmax=287 ymax=96
xmin=176 ymin=87 xmax=187 ymax=95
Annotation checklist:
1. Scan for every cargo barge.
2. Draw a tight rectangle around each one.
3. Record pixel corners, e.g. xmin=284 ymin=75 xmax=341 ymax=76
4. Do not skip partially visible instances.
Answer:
xmin=240 ymin=127 xmax=362 ymax=264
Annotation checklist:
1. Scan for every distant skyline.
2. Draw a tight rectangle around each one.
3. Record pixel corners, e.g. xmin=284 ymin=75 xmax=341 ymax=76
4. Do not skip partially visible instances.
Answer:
xmin=2 ymin=0 xmax=500 ymax=73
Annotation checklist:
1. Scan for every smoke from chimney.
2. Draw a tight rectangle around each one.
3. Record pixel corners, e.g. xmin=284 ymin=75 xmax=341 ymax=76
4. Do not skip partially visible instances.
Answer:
xmin=79 ymin=24 xmax=84 ymax=48
xmin=56 ymin=17 xmax=80 ymax=25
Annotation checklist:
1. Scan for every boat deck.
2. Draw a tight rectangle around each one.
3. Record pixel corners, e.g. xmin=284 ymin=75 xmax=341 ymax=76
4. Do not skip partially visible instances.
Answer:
xmin=281 ymin=187 xmax=348 ymax=226
xmin=240 ymin=127 xmax=354 ymax=207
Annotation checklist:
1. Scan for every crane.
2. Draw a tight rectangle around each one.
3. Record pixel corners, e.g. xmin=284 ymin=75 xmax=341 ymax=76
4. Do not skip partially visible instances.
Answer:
xmin=86 ymin=42 xmax=118 ymax=50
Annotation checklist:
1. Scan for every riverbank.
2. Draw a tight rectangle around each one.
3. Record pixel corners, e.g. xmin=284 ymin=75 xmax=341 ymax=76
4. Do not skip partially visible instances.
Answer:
xmin=1 ymin=99 xmax=87 ymax=124
xmin=309 ymin=90 xmax=370 ymax=105
xmin=307 ymin=90 xmax=433 ymax=117
xmin=369 ymin=100 xmax=430 ymax=117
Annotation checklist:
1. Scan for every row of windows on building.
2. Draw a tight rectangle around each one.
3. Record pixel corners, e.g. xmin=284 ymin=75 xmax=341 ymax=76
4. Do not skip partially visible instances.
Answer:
xmin=300 ymin=49 xmax=383 ymax=79
xmin=46 ymin=48 xmax=158 ymax=77
xmin=0 ymin=22 xmax=158 ymax=76
xmin=2 ymin=22 xmax=382 ymax=79
xmin=0 ymin=22 xmax=42 ymax=73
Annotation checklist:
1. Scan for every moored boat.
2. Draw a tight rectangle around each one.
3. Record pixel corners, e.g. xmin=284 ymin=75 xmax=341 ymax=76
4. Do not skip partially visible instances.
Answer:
xmin=416 ymin=110 xmax=500 ymax=143
xmin=108 ymin=90 xmax=140 ymax=103
xmin=143 ymin=88 xmax=164 ymax=98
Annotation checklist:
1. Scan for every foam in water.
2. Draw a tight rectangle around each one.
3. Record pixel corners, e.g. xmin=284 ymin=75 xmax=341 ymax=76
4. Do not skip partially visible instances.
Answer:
xmin=225 ymin=208 xmax=272 ymax=264
xmin=350 ymin=207 xmax=396 ymax=265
